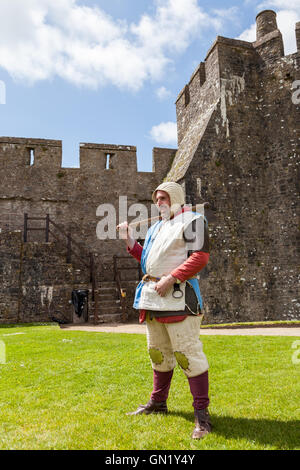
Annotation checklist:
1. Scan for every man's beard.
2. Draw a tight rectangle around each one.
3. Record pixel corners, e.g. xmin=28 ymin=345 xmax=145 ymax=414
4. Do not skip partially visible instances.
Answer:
xmin=158 ymin=204 xmax=171 ymax=220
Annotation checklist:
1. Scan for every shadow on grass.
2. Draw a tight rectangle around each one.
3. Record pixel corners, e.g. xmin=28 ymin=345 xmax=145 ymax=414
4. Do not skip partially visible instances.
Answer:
xmin=169 ymin=411 xmax=300 ymax=449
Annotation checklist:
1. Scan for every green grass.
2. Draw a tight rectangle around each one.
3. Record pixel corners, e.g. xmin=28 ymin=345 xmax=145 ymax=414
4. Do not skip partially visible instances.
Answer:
xmin=0 ymin=324 xmax=299 ymax=450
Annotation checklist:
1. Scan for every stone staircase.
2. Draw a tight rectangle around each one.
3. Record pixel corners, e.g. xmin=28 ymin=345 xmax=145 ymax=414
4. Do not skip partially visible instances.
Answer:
xmin=50 ymin=242 xmax=129 ymax=324
xmin=93 ymin=282 xmax=124 ymax=324
xmin=89 ymin=280 xmax=140 ymax=324
xmin=0 ymin=229 xmax=141 ymax=325
xmin=1 ymin=217 xmax=141 ymax=324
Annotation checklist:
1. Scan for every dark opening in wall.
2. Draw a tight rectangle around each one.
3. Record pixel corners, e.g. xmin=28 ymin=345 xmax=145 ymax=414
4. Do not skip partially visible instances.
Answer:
xmin=199 ymin=62 xmax=206 ymax=86
xmin=105 ymin=153 xmax=114 ymax=170
xmin=184 ymin=85 xmax=190 ymax=107
xmin=27 ymin=148 xmax=35 ymax=166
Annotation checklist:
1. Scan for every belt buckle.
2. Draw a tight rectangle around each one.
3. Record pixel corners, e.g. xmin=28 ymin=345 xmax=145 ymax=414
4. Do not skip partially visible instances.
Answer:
xmin=172 ymin=282 xmax=183 ymax=299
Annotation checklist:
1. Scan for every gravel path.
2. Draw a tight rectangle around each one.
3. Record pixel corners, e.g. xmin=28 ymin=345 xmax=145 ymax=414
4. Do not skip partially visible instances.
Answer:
xmin=60 ymin=323 xmax=300 ymax=336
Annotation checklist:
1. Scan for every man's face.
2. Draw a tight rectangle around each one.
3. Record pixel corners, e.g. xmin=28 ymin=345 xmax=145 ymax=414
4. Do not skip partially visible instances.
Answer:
xmin=155 ymin=190 xmax=171 ymax=218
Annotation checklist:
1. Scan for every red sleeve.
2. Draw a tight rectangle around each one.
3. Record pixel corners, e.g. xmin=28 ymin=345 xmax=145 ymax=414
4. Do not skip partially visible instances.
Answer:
xmin=127 ymin=241 xmax=143 ymax=263
xmin=170 ymin=252 xmax=209 ymax=282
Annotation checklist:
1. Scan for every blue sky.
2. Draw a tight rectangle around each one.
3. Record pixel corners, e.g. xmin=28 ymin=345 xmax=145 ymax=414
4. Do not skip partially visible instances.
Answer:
xmin=0 ymin=0 xmax=299 ymax=171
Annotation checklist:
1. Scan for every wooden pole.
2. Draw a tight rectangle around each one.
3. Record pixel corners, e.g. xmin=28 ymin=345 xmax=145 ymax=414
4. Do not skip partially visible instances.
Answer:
xmin=45 ymin=214 xmax=50 ymax=242
xmin=24 ymin=213 xmax=28 ymax=242
xmin=119 ymin=202 xmax=209 ymax=230
xmin=67 ymin=232 xmax=72 ymax=263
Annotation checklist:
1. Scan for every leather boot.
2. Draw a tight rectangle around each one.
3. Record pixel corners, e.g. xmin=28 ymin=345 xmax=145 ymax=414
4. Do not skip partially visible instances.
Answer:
xmin=126 ymin=399 xmax=168 ymax=416
xmin=192 ymin=408 xmax=212 ymax=439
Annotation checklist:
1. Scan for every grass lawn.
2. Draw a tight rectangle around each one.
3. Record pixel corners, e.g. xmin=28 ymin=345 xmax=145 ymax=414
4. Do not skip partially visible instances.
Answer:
xmin=0 ymin=323 xmax=299 ymax=450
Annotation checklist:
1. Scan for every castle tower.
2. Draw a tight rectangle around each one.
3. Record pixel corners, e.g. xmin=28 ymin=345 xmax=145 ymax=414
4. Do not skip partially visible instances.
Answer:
xmin=256 ymin=10 xmax=278 ymax=40
xmin=166 ymin=10 xmax=299 ymax=323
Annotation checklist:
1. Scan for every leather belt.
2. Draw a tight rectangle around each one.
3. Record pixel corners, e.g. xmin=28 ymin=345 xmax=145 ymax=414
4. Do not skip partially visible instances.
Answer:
xmin=142 ymin=274 xmax=197 ymax=283
xmin=142 ymin=274 xmax=161 ymax=283
xmin=142 ymin=273 xmax=183 ymax=299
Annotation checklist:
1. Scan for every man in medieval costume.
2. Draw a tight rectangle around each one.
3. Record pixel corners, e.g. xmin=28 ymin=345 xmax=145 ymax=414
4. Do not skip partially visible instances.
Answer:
xmin=118 ymin=181 xmax=211 ymax=439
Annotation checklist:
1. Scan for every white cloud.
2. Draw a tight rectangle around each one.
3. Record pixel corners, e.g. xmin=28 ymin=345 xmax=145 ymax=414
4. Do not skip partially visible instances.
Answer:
xmin=131 ymin=0 xmax=217 ymax=54
xmin=0 ymin=0 xmax=236 ymax=91
xmin=156 ymin=86 xmax=172 ymax=100
xmin=274 ymin=9 xmax=299 ymax=53
xmin=238 ymin=1 xmax=299 ymax=54
xmin=211 ymin=7 xmax=240 ymax=26
xmin=150 ymin=121 xmax=177 ymax=145
xmin=238 ymin=23 xmax=256 ymax=42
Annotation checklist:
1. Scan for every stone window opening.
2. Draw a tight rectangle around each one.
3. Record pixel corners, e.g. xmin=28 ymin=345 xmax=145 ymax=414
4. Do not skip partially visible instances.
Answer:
xmin=184 ymin=85 xmax=190 ymax=107
xmin=199 ymin=62 xmax=206 ymax=86
xmin=197 ymin=178 xmax=201 ymax=197
xmin=105 ymin=153 xmax=114 ymax=170
xmin=27 ymin=148 xmax=35 ymax=166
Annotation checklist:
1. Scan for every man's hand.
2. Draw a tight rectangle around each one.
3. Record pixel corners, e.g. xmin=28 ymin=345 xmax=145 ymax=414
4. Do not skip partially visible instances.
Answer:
xmin=154 ymin=274 xmax=177 ymax=297
xmin=117 ymin=222 xmax=135 ymax=249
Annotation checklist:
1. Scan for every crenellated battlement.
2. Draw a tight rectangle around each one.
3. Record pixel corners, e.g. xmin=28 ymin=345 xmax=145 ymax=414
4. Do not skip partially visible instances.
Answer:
xmin=0 ymin=137 xmax=62 ymax=169
xmin=176 ymin=10 xmax=299 ymax=145
xmin=0 ymin=136 xmax=176 ymax=243
xmin=79 ymin=142 xmax=138 ymax=173
xmin=0 ymin=137 xmax=176 ymax=178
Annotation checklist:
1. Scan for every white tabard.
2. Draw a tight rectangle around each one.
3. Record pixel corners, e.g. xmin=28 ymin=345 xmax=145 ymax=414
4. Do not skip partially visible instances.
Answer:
xmin=138 ymin=210 xmax=203 ymax=311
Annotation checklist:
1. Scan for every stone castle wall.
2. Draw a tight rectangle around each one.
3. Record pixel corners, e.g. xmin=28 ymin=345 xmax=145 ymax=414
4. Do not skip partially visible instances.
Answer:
xmin=0 ymin=139 xmax=176 ymax=277
xmin=0 ymin=10 xmax=299 ymax=324
xmin=0 ymin=139 xmax=176 ymax=323
xmin=0 ymin=231 xmax=78 ymax=323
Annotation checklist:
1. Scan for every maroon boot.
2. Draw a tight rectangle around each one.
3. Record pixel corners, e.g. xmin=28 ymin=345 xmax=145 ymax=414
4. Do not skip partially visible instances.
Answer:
xmin=126 ymin=399 xmax=168 ymax=416
xmin=192 ymin=408 xmax=212 ymax=439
